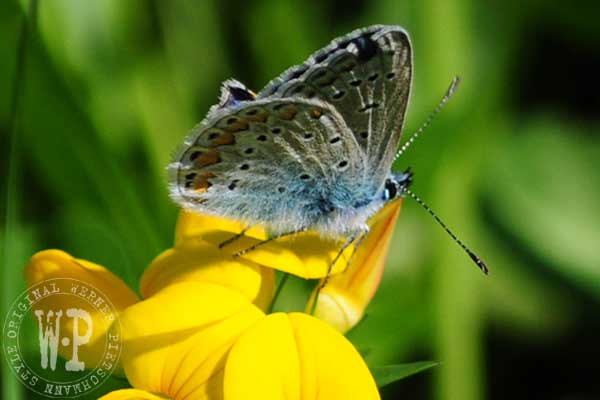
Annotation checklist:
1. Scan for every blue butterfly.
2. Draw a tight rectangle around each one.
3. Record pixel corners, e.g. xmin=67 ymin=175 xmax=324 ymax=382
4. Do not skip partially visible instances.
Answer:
xmin=169 ymin=25 xmax=487 ymax=276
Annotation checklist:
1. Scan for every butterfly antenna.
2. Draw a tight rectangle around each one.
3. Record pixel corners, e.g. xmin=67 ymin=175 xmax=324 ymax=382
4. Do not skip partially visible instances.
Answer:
xmin=405 ymin=188 xmax=489 ymax=274
xmin=394 ymin=76 xmax=461 ymax=161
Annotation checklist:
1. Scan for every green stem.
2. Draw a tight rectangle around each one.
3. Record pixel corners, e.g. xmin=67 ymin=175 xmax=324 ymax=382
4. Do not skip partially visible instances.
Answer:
xmin=268 ymin=273 xmax=290 ymax=313
xmin=2 ymin=2 xmax=38 ymax=400
xmin=309 ymin=282 xmax=321 ymax=316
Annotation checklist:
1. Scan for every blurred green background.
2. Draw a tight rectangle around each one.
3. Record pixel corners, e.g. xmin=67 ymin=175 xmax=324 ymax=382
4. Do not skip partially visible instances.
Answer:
xmin=2 ymin=0 xmax=599 ymax=399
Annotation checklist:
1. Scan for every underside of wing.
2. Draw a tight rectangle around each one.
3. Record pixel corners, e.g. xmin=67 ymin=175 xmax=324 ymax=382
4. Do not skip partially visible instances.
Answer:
xmin=168 ymin=97 xmax=369 ymax=234
xmin=259 ymin=25 xmax=412 ymax=183
xmin=206 ymin=79 xmax=257 ymax=118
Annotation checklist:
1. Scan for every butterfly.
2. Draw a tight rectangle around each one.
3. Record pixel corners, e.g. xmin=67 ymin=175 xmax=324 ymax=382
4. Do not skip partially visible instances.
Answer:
xmin=168 ymin=25 xmax=488 ymax=275
xmin=170 ymin=24 xmax=410 ymax=237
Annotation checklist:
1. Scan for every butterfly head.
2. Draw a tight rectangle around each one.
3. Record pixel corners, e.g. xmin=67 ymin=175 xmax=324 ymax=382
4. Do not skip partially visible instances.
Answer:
xmin=382 ymin=168 xmax=413 ymax=202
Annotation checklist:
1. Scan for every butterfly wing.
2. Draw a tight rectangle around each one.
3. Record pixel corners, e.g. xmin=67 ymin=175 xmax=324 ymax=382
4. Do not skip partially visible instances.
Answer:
xmin=206 ymin=79 xmax=257 ymax=118
xmin=258 ymin=25 xmax=412 ymax=191
xmin=169 ymin=97 xmax=367 ymax=235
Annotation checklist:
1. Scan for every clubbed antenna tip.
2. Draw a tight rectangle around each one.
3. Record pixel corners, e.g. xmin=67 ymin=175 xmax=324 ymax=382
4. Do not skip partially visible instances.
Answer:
xmin=406 ymin=188 xmax=489 ymax=275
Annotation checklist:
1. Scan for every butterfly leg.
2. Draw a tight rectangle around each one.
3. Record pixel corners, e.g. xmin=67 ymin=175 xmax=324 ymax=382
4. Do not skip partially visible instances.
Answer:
xmin=309 ymin=230 xmax=368 ymax=315
xmin=319 ymin=230 xmax=367 ymax=289
xmin=218 ymin=226 xmax=253 ymax=249
xmin=233 ymin=228 xmax=307 ymax=258
xmin=341 ymin=231 xmax=368 ymax=269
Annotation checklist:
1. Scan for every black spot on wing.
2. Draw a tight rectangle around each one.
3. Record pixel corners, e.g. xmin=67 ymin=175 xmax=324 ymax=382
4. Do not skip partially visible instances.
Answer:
xmin=317 ymin=197 xmax=335 ymax=213
xmin=358 ymin=102 xmax=380 ymax=112
xmin=289 ymin=66 xmax=309 ymax=80
xmin=354 ymin=36 xmax=378 ymax=61
xmin=229 ymin=86 xmax=255 ymax=102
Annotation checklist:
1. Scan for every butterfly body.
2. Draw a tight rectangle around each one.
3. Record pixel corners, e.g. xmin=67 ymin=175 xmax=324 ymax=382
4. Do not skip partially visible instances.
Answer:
xmin=169 ymin=25 xmax=413 ymax=239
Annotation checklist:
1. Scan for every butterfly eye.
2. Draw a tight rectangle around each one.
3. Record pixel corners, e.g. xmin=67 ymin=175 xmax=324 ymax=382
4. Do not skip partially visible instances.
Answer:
xmin=337 ymin=160 xmax=349 ymax=170
xmin=383 ymin=179 xmax=398 ymax=200
xmin=329 ymin=137 xmax=341 ymax=144
xmin=368 ymin=73 xmax=379 ymax=82
xmin=359 ymin=131 xmax=369 ymax=139
xmin=386 ymin=72 xmax=396 ymax=80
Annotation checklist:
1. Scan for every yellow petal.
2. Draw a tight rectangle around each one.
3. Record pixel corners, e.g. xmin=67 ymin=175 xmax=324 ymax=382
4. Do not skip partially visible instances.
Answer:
xmin=176 ymin=211 xmax=352 ymax=279
xmin=25 ymin=250 xmax=139 ymax=309
xmin=139 ymin=238 xmax=275 ymax=310
xmin=120 ymin=282 xmax=264 ymax=400
xmin=224 ymin=312 xmax=379 ymax=400
xmin=200 ymin=231 xmax=352 ymax=279
xmin=24 ymin=250 xmax=139 ymax=371
xmin=174 ymin=209 xmax=268 ymax=246
xmin=234 ymin=233 xmax=353 ymax=279
xmin=99 ymin=388 xmax=169 ymax=399
xmin=307 ymin=200 xmax=403 ymax=332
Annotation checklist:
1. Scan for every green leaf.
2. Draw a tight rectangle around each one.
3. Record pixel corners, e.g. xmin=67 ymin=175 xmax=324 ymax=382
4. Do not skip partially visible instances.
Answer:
xmin=371 ymin=361 xmax=438 ymax=388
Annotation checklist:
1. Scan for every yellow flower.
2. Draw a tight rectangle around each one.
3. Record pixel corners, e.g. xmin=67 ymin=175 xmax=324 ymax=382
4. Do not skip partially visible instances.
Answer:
xmin=24 ymin=250 xmax=139 ymax=372
xmin=144 ymin=209 xmax=276 ymax=309
xmin=139 ymin=239 xmax=275 ymax=310
xmin=306 ymin=200 xmax=404 ymax=333
xmin=24 ymin=200 xmax=401 ymax=398
xmin=23 ymin=222 xmax=276 ymax=373
xmin=176 ymin=211 xmax=353 ymax=279
xmin=98 ymin=389 xmax=168 ymax=399
xmin=99 ymin=282 xmax=379 ymax=400
xmin=224 ymin=312 xmax=379 ymax=400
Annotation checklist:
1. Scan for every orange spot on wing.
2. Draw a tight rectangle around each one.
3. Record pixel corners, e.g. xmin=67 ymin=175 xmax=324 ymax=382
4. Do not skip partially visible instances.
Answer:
xmin=211 ymin=132 xmax=235 ymax=146
xmin=196 ymin=150 xmax=221 ymax=168
xmin=310 ymin=109 xmax=322 ymax=119
xmin=223 ymin=119 xmax=249 ymax=132
xmin=278 ymin=106 xmax=298 ymax=121
xmin=194 ymin=172 xmax=216 ymax=192
xmin=245 ymin=110 xmax=269 ymax=123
